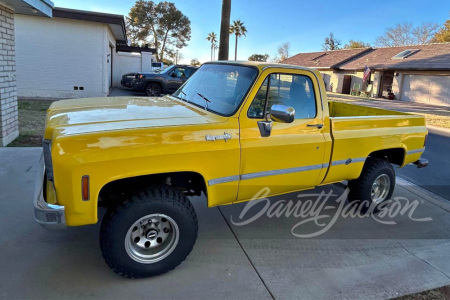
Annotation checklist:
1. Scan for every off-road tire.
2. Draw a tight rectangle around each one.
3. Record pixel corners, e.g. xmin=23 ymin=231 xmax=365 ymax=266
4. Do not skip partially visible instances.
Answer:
xmin=145 ymin=82 xmax=162 ymax=97
xmin=347 ymin=157 xmax=395 ymax=214
xmin=100 ymin=186 xmax=198 ymax=278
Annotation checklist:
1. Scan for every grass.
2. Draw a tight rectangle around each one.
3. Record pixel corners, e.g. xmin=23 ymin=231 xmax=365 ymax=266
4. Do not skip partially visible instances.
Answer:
xmin=391 ymin=285 xmax=450 ymax=300
xmin=8 ymin=99 xmax=55 ymax=147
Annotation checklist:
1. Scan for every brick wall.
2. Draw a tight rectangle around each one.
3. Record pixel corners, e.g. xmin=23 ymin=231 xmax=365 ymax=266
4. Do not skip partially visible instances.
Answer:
xmin=0 ymin=4 xmax=18 ymax=146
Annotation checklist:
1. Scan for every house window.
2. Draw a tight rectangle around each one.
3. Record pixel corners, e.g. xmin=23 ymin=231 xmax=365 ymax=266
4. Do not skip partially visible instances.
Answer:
xmin=391 ymin=49 xmax=419 ymax=60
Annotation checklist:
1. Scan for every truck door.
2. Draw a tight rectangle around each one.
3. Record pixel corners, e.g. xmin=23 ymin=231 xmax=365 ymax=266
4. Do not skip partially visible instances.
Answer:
xmin=237 ymin=70 xmax=327 ymax=201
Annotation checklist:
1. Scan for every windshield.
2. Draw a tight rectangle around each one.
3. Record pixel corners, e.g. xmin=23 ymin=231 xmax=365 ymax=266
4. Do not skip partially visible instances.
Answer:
xmin=158 ymin=66 xmax=174 ymax=74
xmin=173 ymin=64 xmax=258 ymax=116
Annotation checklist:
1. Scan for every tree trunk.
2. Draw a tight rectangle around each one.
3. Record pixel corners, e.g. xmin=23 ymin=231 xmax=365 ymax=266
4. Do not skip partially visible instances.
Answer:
xmin=235 ymin=35 xmax=238 ymax=60
xmin=218 ymin=0 xmax=231 ymax=61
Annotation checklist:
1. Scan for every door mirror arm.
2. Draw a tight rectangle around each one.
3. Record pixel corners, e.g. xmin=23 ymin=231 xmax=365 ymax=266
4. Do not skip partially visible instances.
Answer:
xmin=257 ymin=112 xmax=273 ymax=137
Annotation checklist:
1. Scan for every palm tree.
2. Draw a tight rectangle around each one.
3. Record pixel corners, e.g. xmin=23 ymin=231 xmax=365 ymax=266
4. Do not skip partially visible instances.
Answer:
xmin=218 ymin=0 xmax=231 ymax=60
xmin=229 ymin=19 xmax=247 ymax=60
xmin=206 ymin=32 xmax=218 ymax=61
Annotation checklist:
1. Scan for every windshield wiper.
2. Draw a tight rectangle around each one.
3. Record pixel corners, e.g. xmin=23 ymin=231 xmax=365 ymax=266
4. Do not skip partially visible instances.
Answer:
xmin=196 ymin=93 xmax=211 ymax=111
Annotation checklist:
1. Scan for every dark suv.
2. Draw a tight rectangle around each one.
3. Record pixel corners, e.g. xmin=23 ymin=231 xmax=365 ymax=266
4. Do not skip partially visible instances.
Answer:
xmin=129 ymin=65 xmax=198 ymax=96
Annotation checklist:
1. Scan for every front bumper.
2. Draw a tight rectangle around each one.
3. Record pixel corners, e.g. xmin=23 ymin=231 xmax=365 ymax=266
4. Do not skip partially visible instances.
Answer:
xmin=33 ymin=153 xmax=66 ymax=230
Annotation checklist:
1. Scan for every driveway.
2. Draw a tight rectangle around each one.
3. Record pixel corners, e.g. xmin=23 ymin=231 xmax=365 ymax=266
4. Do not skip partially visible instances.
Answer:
xmin=2 ymin=148 xmax=449 ymax=299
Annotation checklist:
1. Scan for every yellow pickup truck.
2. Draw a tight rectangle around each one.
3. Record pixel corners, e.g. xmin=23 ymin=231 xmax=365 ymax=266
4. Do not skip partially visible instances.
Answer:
xmin=34 ymin=61 xmax=428 ymax=278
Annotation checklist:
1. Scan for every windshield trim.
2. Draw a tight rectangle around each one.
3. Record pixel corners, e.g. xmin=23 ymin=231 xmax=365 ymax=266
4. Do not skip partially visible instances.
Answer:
xmin=173 ymin=63 xmax=260 ymax=117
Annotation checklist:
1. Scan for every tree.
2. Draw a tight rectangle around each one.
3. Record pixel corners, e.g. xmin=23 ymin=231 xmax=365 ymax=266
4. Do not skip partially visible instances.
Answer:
xmin=375 ymin=22 xmax=439 ymax=47
xmin=322 ymin=33 xmax=341 ymax=51
xmin=229 ymin=19 xmax=247 ymax=60
xmin=191 ymin=58 xmax=201 ymax=66
xmin=344 ymin=40 xmax=370 ymax=49
xmin=433 ymin=12 xmax=450 ymax=43
xmin=128 ymin=0 xmax=191 ymax=61
xmin=248 ymin=54 xmax=269 ymax=62
xmin=277 ymin=42 xmax=290 ymax=61
xmin=125 ymin=17 xmax=140 ymax=46
xmin=218 ymin=0 xmax=231 ymax=60
xmin=170 ymin=51 xmax=183 ymax=64
xmin=162 ymin=58 xmax=174 ymax=66
xmin=206 ymin=32 xmax=218 ymax=61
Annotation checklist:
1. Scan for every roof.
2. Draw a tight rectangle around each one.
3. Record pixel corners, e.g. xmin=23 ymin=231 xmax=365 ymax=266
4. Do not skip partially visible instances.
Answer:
xmin=281 ymin=48 xmax=371 ymax=69
xmin=338 ymin=43 xmax=450 ymax=71
xmin=205 ymin=60 xmax=322 ymax=72
xmin=3 ymin=0 xmax=53 ymax=17
xmin=53 ymin=7 xmax=126 ymax=41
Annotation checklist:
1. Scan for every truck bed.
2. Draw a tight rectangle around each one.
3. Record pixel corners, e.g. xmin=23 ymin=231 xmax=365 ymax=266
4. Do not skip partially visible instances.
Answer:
xmin=328 ymin=101 xmax=409 ymax=117
xmin=322 ymin=101 xmax=427 ymax=184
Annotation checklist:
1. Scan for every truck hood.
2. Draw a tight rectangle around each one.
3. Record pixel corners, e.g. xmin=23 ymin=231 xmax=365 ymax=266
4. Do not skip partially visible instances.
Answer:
xmin=45 ymin=96 xmax=226 ymax=138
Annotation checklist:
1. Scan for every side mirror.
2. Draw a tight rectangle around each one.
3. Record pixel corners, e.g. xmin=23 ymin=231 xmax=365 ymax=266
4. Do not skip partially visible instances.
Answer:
xmin=170 ymin=72 xmax=177 ymax=77
xmin=269 ymin=104 xmax=295 ymax=123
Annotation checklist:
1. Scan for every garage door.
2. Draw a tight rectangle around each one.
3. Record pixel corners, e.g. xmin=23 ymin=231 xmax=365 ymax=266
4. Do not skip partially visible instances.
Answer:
xmin=400 ymin=75 xmax=450 ymax=106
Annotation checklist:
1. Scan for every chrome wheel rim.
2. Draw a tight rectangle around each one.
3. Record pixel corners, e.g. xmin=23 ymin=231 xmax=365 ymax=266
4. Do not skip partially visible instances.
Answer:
xmin=125 ymin=214 xmax=179 ymax=264
xmin=147 ymin=85 xmax=160 ymax=96
xmin=371 ymin=174 xmax=391 ymax=204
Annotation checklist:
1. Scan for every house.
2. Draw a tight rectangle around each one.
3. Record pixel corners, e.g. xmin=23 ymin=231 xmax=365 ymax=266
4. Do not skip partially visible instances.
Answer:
xmin=282 ymin=48 xmax=371 ymax=94
xmin=283 ymin=43 xmax=450 ymax=106
xmin=15 ymin=7 xmax=157 ymax=99
xmin=0 ymin=0 xmax=53 ymax=146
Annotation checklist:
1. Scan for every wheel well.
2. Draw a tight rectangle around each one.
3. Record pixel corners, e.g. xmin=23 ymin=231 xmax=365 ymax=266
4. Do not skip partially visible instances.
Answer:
xmin=368 ymin=148 xmax=405 ymax=166
xmin=98 ymin=172 xmax=207 ymax=208
xmin=145 ymin=81 xmax=163 ymax=91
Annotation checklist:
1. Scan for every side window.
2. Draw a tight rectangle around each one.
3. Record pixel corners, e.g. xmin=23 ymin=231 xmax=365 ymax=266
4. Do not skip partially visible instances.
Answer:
xmin=248 ymin=74 xmax=316 ymax=119
xmin=248 ymin=78 xmax=268 ymax=118
xmin=172 ymin=68 xmax=186 ymax=78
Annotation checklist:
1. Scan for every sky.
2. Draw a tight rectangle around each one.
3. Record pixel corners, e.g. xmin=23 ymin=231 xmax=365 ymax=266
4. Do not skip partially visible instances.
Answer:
xmin=54 ymin=0 xmax=449 ymax=64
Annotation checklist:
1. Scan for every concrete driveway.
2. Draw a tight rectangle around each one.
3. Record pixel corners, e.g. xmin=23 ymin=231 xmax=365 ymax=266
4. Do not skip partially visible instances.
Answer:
xmin=1 ymin=148 xmax=450 ymax=299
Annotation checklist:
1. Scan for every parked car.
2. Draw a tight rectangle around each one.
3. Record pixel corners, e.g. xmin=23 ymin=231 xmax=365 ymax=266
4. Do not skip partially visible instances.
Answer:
xmin=34 ymin=61 xmax=428 ymax=278
xmin=131 ymin=65 xmax=198 ymax=96
xmin=120 ymin=72 xmax=137 ymax=88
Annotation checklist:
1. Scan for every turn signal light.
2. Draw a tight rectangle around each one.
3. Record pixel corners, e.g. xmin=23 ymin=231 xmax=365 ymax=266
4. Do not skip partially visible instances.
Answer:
xmin=82 ymin=175 xmax=90 ymax=201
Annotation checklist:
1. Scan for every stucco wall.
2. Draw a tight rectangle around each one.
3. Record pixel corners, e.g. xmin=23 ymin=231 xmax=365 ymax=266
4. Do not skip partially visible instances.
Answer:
xmin=112 ymin=52 xmax=154 ymax=87
xmin=0 ymin=3 xmax=18 ymax=146
xmin=15 ymin=14 xmax=112 ymax=99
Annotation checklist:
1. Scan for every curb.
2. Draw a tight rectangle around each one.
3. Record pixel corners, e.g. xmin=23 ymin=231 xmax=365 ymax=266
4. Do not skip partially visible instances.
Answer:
xmin=396 ymin=176 xmax=450 ymax=213
xmin=427 ymin=125 xmax=450 ymax=134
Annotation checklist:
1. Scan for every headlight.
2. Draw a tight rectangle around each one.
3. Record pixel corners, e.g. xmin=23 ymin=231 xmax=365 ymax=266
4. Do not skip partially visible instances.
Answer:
xmin=42 ymin=139 xmax=54 ymax=182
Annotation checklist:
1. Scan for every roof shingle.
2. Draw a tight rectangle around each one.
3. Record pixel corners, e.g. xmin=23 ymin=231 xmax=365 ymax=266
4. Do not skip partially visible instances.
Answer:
xmin=338 ymin=43 xmax=450 ymax=70
xmin=281 ymin=48 xmax=370 ymax=69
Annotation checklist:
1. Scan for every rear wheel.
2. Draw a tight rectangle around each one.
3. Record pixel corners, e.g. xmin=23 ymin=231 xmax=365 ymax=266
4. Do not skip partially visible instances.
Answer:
xmin=347 ymin=157 xmax=395 ymax=213
xmin=100 ymin=186 xmax=198 ymax=278
xmin=145 ymin=82 xmax=162 ymax=96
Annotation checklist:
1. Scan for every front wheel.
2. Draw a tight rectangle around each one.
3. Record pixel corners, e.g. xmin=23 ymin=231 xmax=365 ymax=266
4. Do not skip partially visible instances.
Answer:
xmin=100 ymin=186 xmax=198 ymax=278
xmin=347 ymin=157 xmax=395 ymax=213
xmin=145 ymin=82 xmax=162 ymax=97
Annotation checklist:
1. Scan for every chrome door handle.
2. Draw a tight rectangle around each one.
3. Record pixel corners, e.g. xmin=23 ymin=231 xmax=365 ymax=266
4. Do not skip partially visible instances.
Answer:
xmin=307 ymin=124 xmax=324 ymax=129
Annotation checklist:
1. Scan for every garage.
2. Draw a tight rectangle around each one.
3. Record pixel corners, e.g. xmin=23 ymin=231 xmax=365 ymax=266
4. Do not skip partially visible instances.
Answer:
xmin=401 ymin=74 xmax=450 ymax=106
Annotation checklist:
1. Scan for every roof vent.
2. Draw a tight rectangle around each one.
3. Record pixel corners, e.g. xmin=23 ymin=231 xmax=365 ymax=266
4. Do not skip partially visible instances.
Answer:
xmin=391 ymin=49 xmax=419 ymax=60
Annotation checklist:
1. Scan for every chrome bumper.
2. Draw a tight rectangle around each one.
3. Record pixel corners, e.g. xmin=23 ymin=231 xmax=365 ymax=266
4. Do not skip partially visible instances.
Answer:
xmin=413 ymin=158 xmax=429 ymax=169
xmin=34 ymin=153 xmax=66 ymax=230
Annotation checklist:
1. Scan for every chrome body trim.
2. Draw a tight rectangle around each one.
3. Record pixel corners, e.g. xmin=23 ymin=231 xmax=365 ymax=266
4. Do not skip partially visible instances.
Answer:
xmin=34 ymin=153 xmax=66 ymax=230
xmin=208 ymin=157 xmax=366 ymax=186
xmin=331 ymin=157 xmax=366 ymax=166
xmin=407 ymin=148 xmax=425 ymax=155
xmin=208 ymin=175 xmax=240 ymax=186
xmin=241 ymin=163 xmax=325 ymax=180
